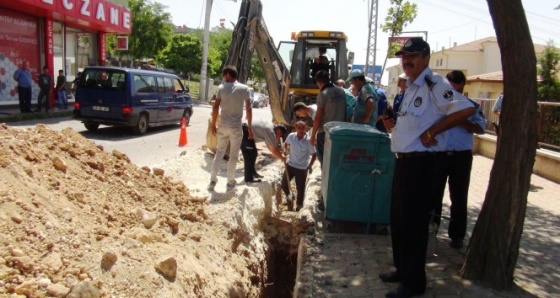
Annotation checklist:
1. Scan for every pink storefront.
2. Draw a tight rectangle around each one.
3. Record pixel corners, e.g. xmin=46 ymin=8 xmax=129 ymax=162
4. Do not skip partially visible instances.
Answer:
xmin=0 ymin=0 xmax=131 ymax=105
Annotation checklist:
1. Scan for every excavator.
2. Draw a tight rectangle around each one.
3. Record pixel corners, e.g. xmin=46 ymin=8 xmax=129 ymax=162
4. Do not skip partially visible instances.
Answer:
xmin=206 ymin=0 xmax=353 ymax=151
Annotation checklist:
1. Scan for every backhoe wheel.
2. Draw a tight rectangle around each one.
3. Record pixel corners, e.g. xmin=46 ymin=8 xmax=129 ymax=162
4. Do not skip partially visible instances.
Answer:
xmin=133 ymin=114 xmax=148 ymax=135
xmin=84 ymin=122 xmax=99 ymax=132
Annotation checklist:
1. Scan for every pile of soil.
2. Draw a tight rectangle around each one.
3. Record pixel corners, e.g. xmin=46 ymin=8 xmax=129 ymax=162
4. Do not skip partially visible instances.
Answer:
xmin=0 ymin=124 xmax=279 ymax=297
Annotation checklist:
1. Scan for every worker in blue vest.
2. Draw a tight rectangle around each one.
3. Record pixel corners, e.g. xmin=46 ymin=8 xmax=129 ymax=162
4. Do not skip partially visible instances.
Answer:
xmin=347 ymin=69 xmax=379 ymax=127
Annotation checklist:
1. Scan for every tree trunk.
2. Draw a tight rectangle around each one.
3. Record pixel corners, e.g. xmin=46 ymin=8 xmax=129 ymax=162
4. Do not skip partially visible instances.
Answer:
xmin=460 ymin=0 xmax=538 ymax=290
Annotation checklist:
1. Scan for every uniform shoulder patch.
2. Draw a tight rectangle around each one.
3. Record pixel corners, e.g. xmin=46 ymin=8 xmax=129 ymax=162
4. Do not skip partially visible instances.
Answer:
xmin=443 ymin=90 xmax=454 ymax=101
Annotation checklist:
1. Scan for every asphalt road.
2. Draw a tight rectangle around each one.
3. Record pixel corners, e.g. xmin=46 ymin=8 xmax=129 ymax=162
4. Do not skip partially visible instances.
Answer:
xmin=8 ymin=103 xmax=274 ymax=168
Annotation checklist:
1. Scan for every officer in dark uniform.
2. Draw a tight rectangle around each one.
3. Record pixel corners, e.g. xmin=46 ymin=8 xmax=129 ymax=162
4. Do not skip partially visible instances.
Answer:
xmin=380 ymin=37 xmax=475 ymax=298
xmin=432 ymin=70 xmax=487 ymax=249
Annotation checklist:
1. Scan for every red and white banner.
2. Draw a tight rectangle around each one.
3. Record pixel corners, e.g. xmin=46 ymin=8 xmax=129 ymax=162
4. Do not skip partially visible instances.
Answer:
xmin=44 ymin=18 xmax=55 ymax=107
xmin=0 ymin=9 xmax=40 ymax=103
xmin=1 ymin=0 xmax=131 ymax=34
xmin=116 ymin=36 xmax=128 ymax=51
xmin=388 ymin=37 xmax=413 ymax=58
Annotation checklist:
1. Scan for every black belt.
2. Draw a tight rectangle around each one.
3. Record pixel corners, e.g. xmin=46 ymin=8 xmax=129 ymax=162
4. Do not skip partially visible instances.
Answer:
xmin=395 ymin=151 xmax=448 ymax=159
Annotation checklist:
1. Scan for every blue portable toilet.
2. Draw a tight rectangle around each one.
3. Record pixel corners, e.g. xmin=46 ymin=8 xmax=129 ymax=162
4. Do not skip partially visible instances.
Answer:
xmin=322 ymin=121 xmax=395 ymax=224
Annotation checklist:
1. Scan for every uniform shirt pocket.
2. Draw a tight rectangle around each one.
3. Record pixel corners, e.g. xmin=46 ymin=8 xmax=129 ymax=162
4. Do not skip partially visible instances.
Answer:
xmin=401 ymin=99 xmax=428 ymax=129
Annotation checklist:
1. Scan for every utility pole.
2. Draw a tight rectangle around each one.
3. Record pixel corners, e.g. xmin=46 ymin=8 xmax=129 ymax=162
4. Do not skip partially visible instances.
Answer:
xmin=200 ymin=0 xmax=213 ymax=102
xmin=364 ymin=0 xmax=378 ymax=83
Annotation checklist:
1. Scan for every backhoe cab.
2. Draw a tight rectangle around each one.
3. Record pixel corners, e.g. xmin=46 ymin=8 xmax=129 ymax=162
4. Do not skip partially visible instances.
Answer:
xmin=206 ymin=0 xmax=352 ymax=153
xmin=279 ymin=31 xmax=351 ymax=108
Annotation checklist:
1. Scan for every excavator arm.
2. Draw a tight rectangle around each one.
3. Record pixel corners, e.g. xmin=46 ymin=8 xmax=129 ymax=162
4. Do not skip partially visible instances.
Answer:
xmin=225 ymin=0 xmax=292 ymax=125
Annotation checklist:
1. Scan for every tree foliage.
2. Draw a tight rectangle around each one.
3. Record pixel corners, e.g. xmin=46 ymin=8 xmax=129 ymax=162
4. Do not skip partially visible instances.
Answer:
xmin=380 ymin=0 xmax=418 ymax=35
xmin=537 ymin=40 xmax=560 ymax=102
xmin=126 ymin=0 xmax=173 ymax=61
xmin=158 ymin=34 xmax=202 ymax=76
xmin=250 ymin=54 xmax=265 ymax=83
xmin=379 ymin=0 xmax=418 ymax=81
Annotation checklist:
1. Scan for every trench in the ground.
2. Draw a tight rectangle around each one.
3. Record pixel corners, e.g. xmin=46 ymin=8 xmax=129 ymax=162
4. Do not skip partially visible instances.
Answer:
xmin=260 ymin=182 xmax=303 ymax=298
xmin=262 ymin=233 xmax=299 ymax=298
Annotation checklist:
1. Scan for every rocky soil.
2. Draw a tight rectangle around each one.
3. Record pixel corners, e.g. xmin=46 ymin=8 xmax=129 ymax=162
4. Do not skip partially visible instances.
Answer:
xmin=0 ymin=124 xmax=312 ymax=297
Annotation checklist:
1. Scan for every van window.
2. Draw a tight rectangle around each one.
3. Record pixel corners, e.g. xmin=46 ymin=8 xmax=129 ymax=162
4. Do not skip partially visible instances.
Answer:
xmin=156 ymin=76 xmax=176 ymax=93
xmin=156 ymin=77 xmax=166 ymax=93
xmin=80 ymin=69 xmax=126 ymax=90
xmin=173 ymin=79 xmax=184 ymax=92
xmin=134 ymin=75 xmax=156 ymax=93
xmin=163 ymin=77 xmax=175 ymax=92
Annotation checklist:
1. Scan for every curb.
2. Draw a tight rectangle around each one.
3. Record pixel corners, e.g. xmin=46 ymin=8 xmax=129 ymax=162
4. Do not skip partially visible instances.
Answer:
xmin=0 ymin=110 xmax=74 ymax=123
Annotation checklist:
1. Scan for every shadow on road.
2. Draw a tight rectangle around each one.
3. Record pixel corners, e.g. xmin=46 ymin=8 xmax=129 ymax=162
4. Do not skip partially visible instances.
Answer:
xmin=78 ymin=124 xmax=181 ymax=141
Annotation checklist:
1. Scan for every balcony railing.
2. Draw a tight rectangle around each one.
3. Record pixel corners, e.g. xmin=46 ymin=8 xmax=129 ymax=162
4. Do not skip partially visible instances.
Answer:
xmin=475 ymin=98 xmax=560 ymax=152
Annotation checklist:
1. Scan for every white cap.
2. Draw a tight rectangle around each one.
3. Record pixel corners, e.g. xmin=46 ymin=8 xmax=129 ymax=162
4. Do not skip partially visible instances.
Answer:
xmin=398 ymin=73 xmax=408 ymax=80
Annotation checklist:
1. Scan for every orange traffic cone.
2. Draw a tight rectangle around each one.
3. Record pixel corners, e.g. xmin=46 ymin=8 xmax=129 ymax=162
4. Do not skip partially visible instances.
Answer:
xmin=178 ymin=117 xmax=188 ymax=146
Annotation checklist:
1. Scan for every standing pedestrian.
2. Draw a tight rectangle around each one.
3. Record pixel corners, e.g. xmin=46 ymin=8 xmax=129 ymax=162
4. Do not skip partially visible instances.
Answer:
xmin=36 ymin=66 xmax=53 ymax=112
xmin=55 ymin=69 xmax=67 ymax=109
xmin=492 ymin=93 xmax=503 ymax=136
xmin=281 ymin=120 xmax=316 ymax=211
xmin=375 ymin=86 xmax=389 ymax=132
xmin=432 ymin=70 xmax=487 ymax=249
xmin=13 ymin=61 xmax=33 ymax=113
xmin=309 ymin=70 xmax=346 ymax=168
xmin=379 ymin=37 xmax=475 ymax=298
xmin=348 ymin=69 xmax=378 ymax=127
xmin=393 ymin=73 xmax=408 ymax=115
xmin=241 ymin=120 xmax=287 ymax=183
xmin=72 ymin=71 xmax=82 ymax=93
xmin=208 ymin=66 xmax=253 ymax=192
xmin=335 ymin=79 xmax=346 ymax=88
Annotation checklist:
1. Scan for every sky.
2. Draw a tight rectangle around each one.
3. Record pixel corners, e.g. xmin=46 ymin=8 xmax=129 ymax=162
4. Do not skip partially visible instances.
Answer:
xmin=156 ymin=0 xmax=560 ymax=84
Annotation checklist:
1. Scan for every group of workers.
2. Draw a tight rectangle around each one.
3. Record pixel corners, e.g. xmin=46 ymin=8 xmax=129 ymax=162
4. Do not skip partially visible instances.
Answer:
xmin=209 ymin=36 xmax=490 ymax=297
xmin=207 ymin=66 xmax=317 ymax=212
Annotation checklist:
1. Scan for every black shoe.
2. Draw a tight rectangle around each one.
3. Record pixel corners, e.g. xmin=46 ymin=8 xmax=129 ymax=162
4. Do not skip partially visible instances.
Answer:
xmin=385 ymin=285 xmax=424 ymax=298
xmin=379 ymin=271 xmax=402 ymax=283
xmin=253 ymin=173 xmax=264 ymax=179
xmin=245 ymin=178 xmax=261 ymax=183
xmin=449 ymin=239 xmax=463 ymax=249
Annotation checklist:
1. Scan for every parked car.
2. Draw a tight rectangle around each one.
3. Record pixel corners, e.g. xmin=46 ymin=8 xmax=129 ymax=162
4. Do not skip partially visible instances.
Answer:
xmin=73 ymin=66 xmax=193 ymax=135
xmin=252 ymin=92 xmax=266 ymax=108
xmin=262 ymin=94 xmax=269 ymax=107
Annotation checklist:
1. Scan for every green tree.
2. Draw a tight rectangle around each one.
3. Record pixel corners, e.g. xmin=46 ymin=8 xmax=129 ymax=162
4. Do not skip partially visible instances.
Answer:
xmin=186 ymin=27 xmax=232 ymax=79
xmin=537 ymin=40 xmax=560 ymax=102
xmin=250 ymin=54 xmax=265 ymax=83
xmin=159 ymin=34 xmax=202 ymax=76
xmin=460 ymin=0 xmax=538 ymax=290
xmin=379 ymin=0 xmax=418 ymax=82
xmin=125 ymin=0 xmax=173 ymax=61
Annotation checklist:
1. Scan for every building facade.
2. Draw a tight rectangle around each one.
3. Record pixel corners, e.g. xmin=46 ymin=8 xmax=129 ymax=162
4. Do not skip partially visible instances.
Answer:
xmin=0 ymin=0 xmax=131 ymax=105
xmin=386 ymin=37 xmax=545 ymax=101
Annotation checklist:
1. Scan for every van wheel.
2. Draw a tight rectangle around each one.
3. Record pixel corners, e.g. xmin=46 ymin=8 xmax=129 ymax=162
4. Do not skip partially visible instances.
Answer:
xmin=84 ymin=122 xmax=99 ymax=131
xmin=182 ymin=110 xmax=191 ymax=126
xmin=133 ymin=114 xmax=148 ymax=135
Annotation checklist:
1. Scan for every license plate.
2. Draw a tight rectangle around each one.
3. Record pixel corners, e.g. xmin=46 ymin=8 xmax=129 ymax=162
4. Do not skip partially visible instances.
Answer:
xmin=92 ymin=106 xmax=109 ymax=111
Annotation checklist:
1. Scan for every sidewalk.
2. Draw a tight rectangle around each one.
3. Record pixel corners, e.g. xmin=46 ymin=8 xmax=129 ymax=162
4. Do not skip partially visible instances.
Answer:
xmin=296 ymin=154 xmax=560 ymax=297
xmin=0 ymin=105 xmax=73 ymax=122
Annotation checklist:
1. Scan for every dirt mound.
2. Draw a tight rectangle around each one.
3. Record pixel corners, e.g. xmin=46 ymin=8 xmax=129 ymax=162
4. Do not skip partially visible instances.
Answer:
xmin=0 ymin=124 xmax=266 ymax=297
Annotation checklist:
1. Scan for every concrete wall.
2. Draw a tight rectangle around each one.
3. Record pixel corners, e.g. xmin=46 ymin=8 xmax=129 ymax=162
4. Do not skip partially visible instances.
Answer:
xmin=474 ymin=135 xmax=560 ymax=183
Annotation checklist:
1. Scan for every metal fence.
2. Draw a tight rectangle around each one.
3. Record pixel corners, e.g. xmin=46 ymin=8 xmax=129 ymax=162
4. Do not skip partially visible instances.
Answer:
xmin=475 ymin=98 xmax=560 ymax=152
